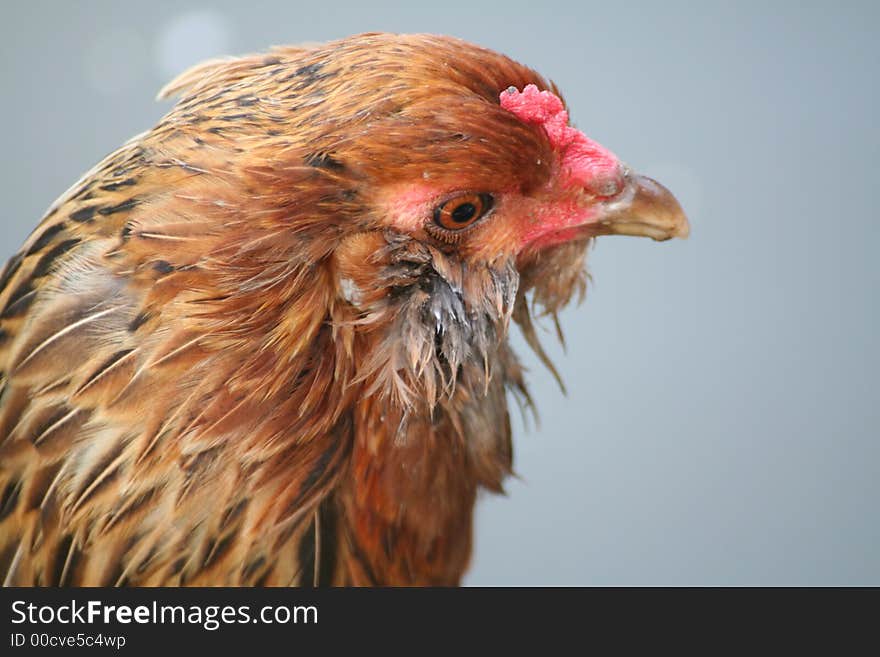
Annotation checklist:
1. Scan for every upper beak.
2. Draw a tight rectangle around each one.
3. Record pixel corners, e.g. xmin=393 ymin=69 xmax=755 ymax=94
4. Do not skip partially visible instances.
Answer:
xmin=593 ymin=172 xmax=690 ymax=241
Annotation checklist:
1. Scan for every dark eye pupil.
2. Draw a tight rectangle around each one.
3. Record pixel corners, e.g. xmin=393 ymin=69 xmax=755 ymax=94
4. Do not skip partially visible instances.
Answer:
xmin=451 ymin=202 xmax=477 ymax=223
xmin=431 ymin=193 xmax=493 ymax=234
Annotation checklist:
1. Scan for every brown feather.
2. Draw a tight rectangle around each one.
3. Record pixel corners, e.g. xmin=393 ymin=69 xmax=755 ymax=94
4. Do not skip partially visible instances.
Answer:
xmin=0 ymin=33 xmax=596 ymax=586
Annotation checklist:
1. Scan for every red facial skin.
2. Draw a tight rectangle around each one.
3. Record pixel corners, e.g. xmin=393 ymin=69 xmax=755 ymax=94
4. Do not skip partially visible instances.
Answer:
xmin=384 ymin=84 xmax=626 ymax=254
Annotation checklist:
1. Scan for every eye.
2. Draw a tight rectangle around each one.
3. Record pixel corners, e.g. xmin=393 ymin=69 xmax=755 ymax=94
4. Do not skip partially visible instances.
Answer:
xmin=433 ymin=193 xmax=494 ymax=231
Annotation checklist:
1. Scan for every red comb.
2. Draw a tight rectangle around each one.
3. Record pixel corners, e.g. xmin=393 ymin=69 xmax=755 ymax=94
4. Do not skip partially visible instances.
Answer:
xmin=500 ymin=84 xmax=622 ymax=194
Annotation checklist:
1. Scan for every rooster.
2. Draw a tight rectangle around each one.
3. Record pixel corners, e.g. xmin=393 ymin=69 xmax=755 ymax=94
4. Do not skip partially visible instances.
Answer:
xmin=0 ymin=33 xmax=687 ymax=586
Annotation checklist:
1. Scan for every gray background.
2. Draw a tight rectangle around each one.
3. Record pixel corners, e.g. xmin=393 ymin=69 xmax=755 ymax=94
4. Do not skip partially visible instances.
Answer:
xmin=2 ymin=1 xmax=877 ymax=585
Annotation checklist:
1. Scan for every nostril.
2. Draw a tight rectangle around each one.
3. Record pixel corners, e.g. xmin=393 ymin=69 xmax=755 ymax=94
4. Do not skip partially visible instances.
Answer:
xmin=585 ymin=172 xmax=625 ymax=198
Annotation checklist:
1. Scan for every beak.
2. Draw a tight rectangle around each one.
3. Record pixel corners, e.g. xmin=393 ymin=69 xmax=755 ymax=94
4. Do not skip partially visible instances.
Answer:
xmin=593 ymin=172 xmax=690 ymax=241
